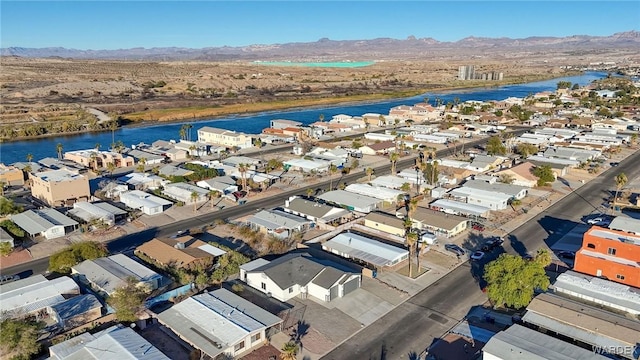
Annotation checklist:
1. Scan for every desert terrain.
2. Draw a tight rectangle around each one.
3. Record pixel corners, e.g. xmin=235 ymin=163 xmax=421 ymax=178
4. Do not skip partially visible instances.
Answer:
xmin=1 ymin=37 xmax=638 ymax=140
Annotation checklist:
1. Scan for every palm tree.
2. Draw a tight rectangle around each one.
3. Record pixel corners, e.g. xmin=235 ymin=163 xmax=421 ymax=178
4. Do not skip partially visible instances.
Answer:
xmin=108 ymin=119 xmax=118 ymax=149
xmin=366 ymin=167 xmax=373 ymax=182
xmin=328 ymin=164 xmax=338 ymax=191
xmin=208 ymin=190 xmax=219 ymax=208
xmin=89 ymin=152 xmax=99 ymax=170
xmin=95 ymin=143 xmax=101 ymax=151
xmin=137 ymin=157 xmax=147 ymax=173
xmin=106 ymin=162 xmax=116 ymax=177
xmin=614 ymin=172 xmax=628 ymax=207
xmin=56 ymin=143 xmax=64 ymax=160
xmin=190 ymin=191 xmax=199 ymax=213
xmin=280 ymin=341 xmax=298 ymax=360
xmin=408 ymin=198 xmax=419 ymax=219
xmin=406 ymin=231 xmax=419 ymax=278
xmin=179 ymin=125 xmax=187 ymax=141
xmin=389 ymin=152 xmax=399 ymax=175
xmin=238 ymin=163 xmax=248 ymax=193
xmin=318 ymin=114 xmax=325 ymax=123
xmin=26 ymin=153 xmax=33 ymax=163
xmin=306 ymin=188 xmax=314 ymax=197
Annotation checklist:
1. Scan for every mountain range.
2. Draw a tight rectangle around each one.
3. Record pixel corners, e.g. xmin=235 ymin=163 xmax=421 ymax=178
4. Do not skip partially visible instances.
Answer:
xmin=1 ymin=31 xmax=638 ymax=61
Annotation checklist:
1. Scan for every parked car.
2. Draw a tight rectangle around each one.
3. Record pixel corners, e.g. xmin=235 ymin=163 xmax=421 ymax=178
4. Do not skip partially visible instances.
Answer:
xmin=557 ymin=251 xmax=576 ymax=260
xmin=0 ymin=274 xmax=20 ymax=285
xmin=444 ymin=244 xmax=466 ymax=257
xmin=472 ymin=223 xmax=485 ymax=232
xmin=610 ymin=162 xmax=620 ymax=167
xmin=470 ymin=251 xmax=485 ymax=260
xmin=587 ymin=217 xmax=611 ymax=226
xmin=482 ymin=237 xmax=504 ymax=252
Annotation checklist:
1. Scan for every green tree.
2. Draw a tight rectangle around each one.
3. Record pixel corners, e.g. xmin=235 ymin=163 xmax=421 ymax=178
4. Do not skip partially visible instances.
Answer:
xmin=107 ymin=277 xmax=148 ymax=322
xmin=0 ymin=197 xmax=23 ymax=216
xmin=0 ymin=318 xmax=44 ymax=360
xmin=136 ymin=157 xmax=147 ymax=173
xmin=365 ymin=167 xmax=374 ymax=182
xmin=328 ymin=164 xmax=338 ymax=191
xmin=190 ymin=191 xmax=199 ymax=213
xmin=486 ymin=136 xmax=506 ymax=156
xmin=423 ymin=161 xmax=439 ymax=185
xmin=534 ymin=248 xmax=552 ymax=268
xmin=557 ymin=81 xmax=572 ymax=89
xmin=48 ymin=241 xmax=108 ymax=274
xmin=389 ymin=152 xmax=399 ymax=175
xmin=515 ymin=143 xmax=538 ymax=157
xmin=0 ymin=220 xmax=24 ymax=238
xmin=405 ymin=230 xmax=418 ymax=278
xmin=0 ymin=242 xmax=12 ymax=256
xmin=280 ymin=341 xmax=299 ymax=360
xmin=400 ymin=182 xmax=411 ymax=192
xmin=499 ymin=174 xmax=515 ymax=184
xmin=106 ymin=162 xmax=116 ymax=177
xmin=306 ymin=188 xmax=314 ymax=197
xmin=56 ymin=143 xmax=64 ymax=160
xmin=531 ymin=165 xmax=555 ymax=187
xmin=25 ymin=153 xmax=33 ymax=163
xmin=614 ymin=172 xmax=628 ymax=205
xmin=484 ymin=253 xmax=550 ymax=309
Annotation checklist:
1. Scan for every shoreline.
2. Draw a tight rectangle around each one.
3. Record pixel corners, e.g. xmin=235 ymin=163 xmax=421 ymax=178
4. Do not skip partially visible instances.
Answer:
xmin=1 ymin=72 xmax=581 ymax=143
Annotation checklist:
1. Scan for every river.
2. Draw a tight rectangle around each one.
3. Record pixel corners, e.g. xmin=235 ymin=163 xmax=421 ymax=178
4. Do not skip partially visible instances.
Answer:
xmin=0 ymin=72 xmax=607 ymax=165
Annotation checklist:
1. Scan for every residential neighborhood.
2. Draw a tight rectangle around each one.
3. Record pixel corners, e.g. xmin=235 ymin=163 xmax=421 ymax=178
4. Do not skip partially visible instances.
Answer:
xmin=1 ymin=75 xmax=640 ymax=360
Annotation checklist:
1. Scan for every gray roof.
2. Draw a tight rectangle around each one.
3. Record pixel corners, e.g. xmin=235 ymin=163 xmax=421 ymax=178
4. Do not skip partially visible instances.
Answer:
xmin=92 ymin=202 xmax=127 ymax=216
xmin=126 ymin=149 xmax=165 ymax=161
xmin=157 ymin=289 xmax=280 ymax=358
xmin=323 ymin=232 xmax=408 ymax=267
xmin=608 ymin=216 xmax=640 ymax=234
xmin=12 ymin=161 xmax=42 ymax=172
xmin=252 ymin=253 xmax=326 ymax=289
xmin=552 ymin=270 xmax=640 ymax=315
xmin=247 ymin=209 xmax=310 ymax=231
xmin=483 ymin=324 xmax=608 ymax=360
xmin=463 ymin=179 xmax=528 ymax=197
xmin=0 ymin=227 xmax=14 ymax=243
xmin=51 ymin=294 xmax=102 ymax=322
xmin=48 ymin=324 xmax=170 ymax=360
xmin=11 ymin=209 xmax=78 ymax=235
xmin=158 ymin=165 xmax=192 ymax=177
xmin=311 ymin=266 xmax=346 ymax=289
xmin=284 ymin=198 xmax=349 ymax=221
xmin=523 ymin=293 xmax=640 ymax=350
xmin=72 ymin=254 xmax=161 ymax=295
xmin=318 ymin=190 xmax=380 ymax=211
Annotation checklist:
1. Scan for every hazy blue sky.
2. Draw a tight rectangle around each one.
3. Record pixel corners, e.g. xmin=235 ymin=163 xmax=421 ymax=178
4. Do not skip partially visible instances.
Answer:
xmin=1 ymin=1 xmax=638 ymax=49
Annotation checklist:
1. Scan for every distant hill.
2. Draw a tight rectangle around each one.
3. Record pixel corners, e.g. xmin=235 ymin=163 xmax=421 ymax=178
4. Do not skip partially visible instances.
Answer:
xmin=1 ymin=31 xmax=639 ymax=61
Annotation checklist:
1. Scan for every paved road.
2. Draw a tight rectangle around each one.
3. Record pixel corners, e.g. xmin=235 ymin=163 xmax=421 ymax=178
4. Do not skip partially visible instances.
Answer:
xmin=321 ymin=148 xmax=640 ymax=360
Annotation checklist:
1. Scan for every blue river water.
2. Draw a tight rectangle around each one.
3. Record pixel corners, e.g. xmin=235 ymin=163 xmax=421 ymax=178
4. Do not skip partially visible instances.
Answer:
xmin=0 ymin=72 xmax=607 ymax=165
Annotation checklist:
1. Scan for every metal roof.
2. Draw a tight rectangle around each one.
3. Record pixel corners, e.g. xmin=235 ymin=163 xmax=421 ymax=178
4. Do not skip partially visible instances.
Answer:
xmin=523 ymin=293 xmax=640 ymax=349
xmin=284 ymin=198 xmax=349 ymax=221
xmin=429 ymin=198 xmax=491 ymax=217
xmin=157 ymin=290 xmax=275 ymax=358
xmin=483 ymin=324 xmax=608 ymax=360
xmin=49 ymin=325 xmax=170 ymax=360
xmin=552 ymin=270 xmax=640 ymax=315
xmin=318 ymin=190 xmax=380 ymax=211
xmin=609 ymin=216 xmax=640 ymax=235
xmin=120 ymin=190 xmax=172 ymax=207
xmin=462 ymin=179 xmax=527 ymax=197
xmin=0 ymin=275 xmax=79 ymax=316
xmin=72 ymin=254 xmax=161 ymax=295
xmin=345 ymin=183 xmax=405 ymax=201
xmin=251 ymin=253 xmax=326 ymax=289
xmin=11 ymin=209 xmax=78 ymax=235
xmin=51 ymin=294 xmax=102 ymax=322
xmin=247 ymin=209 xmax=310 ymax=230
xmin=323 ymin=232 xmax=408 ymax=267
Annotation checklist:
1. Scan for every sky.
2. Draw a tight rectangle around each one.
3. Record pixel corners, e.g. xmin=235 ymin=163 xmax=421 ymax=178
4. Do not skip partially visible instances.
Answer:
xmin=1 ymin=1 xmax=638 ymax=50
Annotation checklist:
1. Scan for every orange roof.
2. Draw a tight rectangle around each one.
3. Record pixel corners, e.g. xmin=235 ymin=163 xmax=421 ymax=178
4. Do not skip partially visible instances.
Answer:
xmin=136 ymin=236 xmax=213 ymax=268
xmin=263 ymin=128 xmax=284 ymax=134
xmin=283 ymin=127 xmax=302 ymax=132
xmin=500 ymin=162 xmax=537 ymax=181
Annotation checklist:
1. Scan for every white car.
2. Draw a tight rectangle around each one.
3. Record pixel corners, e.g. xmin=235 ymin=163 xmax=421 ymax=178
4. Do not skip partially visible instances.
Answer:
xmin=470 ymin=251 xmax=485 ymax=261
xmin=587 ymin=217 xmax=604 ymax=225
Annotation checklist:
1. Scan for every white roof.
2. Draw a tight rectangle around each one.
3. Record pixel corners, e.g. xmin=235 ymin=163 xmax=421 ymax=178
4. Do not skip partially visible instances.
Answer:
xmin=483 ymin=324 xmax=607 ymax=360
xmin=608 ymin=216 xmax=640 ymax=235
xmin=118 ymin=172 xmax=166 ymax=186
xmin=33 ymin=168 xmax=85 ymax=182
xmin=196 ymin=244 xmax=227 ymax=257
xmin=370 ymin=175 xmax=411 ymax=189
xmin=157 ymin=289 xmax=280 ymax=358
xmin=429 ymin=198 xmax=491 ymax=217
xmin=323 ymin=232 xmax=408 ymax=267
xmin=553 ymin=270 xmax=640 ymax=315
xmin=344 ymin=183 xmax=405 ymax=201
xmin=448 ymin=187 xmax=512 ymax=202
xmin=69 ymin=201 xmax=115 ymax=221
xmin=0 ymin=275 xmax=79 ymax=317
xmin=318 ymin=190 xmax=380 ymax=211
xmin=164 ymin=182 xmax=209 ymax=195
xmin=120 ymin=190 xmax=172 ymax=208
xmin=11 ymin=209 xmax=78 ymax=235
xmin=49 ymin=325 xmax=170 ymax=360
xmin=283 ymin=158 xmax=330 ymax=171
xmin=71 ymin=254 xmax=161 ymax=295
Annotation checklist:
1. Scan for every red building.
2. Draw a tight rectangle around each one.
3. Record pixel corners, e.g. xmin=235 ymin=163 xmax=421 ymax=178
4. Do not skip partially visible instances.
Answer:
xmin=573 ymin=226 xmax=640 ymax=288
